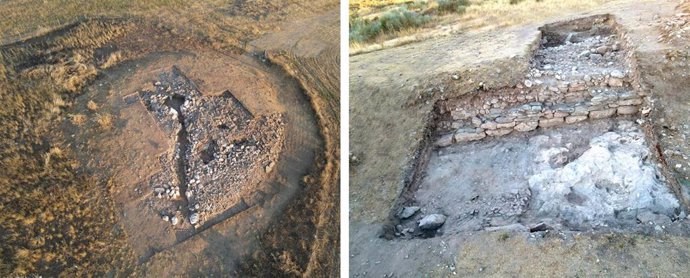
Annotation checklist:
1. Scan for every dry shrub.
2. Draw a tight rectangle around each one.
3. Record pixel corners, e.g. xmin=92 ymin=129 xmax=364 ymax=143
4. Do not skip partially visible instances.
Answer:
xmin=69 ymin=114 xmax=87 ymax=126
xmin=94 ymin=113 xmax=114 ymax=129
xmin=86 ymin=100 xmax=98 ymax=111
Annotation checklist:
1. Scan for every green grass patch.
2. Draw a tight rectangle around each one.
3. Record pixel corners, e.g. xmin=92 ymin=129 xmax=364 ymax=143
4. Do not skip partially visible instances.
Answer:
xmin=350 ymin=8 xmax=431 ymax=43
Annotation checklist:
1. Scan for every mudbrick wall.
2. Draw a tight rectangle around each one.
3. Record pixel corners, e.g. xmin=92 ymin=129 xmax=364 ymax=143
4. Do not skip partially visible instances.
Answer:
xmin=434 ymin=15 xmax=648 ymax=147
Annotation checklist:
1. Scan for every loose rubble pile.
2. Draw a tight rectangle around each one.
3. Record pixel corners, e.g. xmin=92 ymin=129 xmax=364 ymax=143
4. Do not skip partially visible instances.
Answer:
xmin=435 ymin=16 xmax=646 ymax=147
xmin=138 ymin=67 xmax=284 ymax=229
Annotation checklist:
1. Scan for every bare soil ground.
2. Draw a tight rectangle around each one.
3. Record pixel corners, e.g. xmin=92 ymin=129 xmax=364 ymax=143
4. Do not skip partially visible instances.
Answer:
xmin=0 ymin=1 xmax=338 ymax=276
xmin=350 ymin=0 xmax=690 ymax=276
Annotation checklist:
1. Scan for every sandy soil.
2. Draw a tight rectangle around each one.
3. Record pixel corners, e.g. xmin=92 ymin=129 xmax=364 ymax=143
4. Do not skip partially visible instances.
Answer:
xmin=350 ymin=0 xmax=690 ymax=276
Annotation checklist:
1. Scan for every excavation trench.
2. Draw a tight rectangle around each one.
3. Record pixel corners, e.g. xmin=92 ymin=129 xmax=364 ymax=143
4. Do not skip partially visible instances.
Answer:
xmin=390 ymin=14 xmax=687 ymax=239
xmin=164 ymin=94 xmax=191 ymax=214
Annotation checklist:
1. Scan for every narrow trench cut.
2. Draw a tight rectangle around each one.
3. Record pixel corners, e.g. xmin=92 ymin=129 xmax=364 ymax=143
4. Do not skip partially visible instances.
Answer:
xmin=165 ymin=94 xmax=191 ymax=212
xmin=391 ymin=15 xmax=686 ymax=239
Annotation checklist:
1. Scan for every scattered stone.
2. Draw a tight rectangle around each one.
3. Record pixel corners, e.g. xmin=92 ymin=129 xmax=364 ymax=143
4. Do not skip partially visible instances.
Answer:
xmin=524 ymin=80 xmax=533 ymax=88
xmin=452 ymin=73 xmax=460 ymax=80
xmin=171 ymin=216 xmax=179 ymax=225
xmin=162 ymin=215 xmax=169 ymax=222
xmin=189 ymin=212 xmax=200 ymax=225
xmin=419 ymin=214 xmax=447 ymax=230
xmin=399 ymin=206 xmax=421 ymax=219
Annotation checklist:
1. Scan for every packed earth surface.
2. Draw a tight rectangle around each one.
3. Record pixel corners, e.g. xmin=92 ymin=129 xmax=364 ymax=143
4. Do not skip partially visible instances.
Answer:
xmin=0 ymin=0 xmax=339 ymax=276
xmin=351 ymin=0 xmax=690 ymax=276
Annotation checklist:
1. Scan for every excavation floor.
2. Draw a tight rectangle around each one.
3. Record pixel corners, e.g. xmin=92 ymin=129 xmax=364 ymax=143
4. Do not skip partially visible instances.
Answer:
xmin=400 ymin=119 xmax=680 ymax=239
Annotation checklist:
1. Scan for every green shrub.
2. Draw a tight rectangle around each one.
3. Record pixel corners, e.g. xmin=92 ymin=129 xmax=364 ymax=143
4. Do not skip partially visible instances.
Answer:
xmin=350 ymin=8 xmax=431 ymax=43
xmin=436 ymin=0 xmax=470 ymax=14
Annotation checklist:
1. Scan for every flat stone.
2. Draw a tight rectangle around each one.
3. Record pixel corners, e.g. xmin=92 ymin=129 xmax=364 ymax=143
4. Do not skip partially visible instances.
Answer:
xmin=399 ymin=206 xmax=421 ymax=219
xmin=571 ymin=105 xmax=590 ymax=116
xmin=435 ymin=134 xmax=454 ymax=147
xmin=539 ymin=117 xmax=564 ymax=128
xmin=524 ymin=80 xmax=533 ymax=88
xmin=553 ymin=111 xmax=569 ymax=118
xmin=619 ymin=98 xmax=643 ymax=106
xmin=589 ymin=108 xmax=617 ymax=119
xmin=486 ymin=128 xmax=513 ymax=137
xmin=471 ymin=116 xmax=483 ymax=127
xmin=495 ymin=116 xmax=515 ymax=124
xmin=514 ymin=121 xmax=538 ymax=132
xmin=637 ymin=211 xmax=672 ymax=225
xmin=419 ymin=214 xmax=447 ymax=230
xmin=454 ymin=129 xmax=486 ymax=142
xmin=617 ymin=105 xmax=638 ymax=115
xmin=608 ymin=77 xmax=624 ymax=87
xmin=480 ymin=121 xmax=498 ymax=130
xmin=497 ymin=122 xmax=517 ymax=129
xmin=565 ymin=115 xmax=588 ymax=124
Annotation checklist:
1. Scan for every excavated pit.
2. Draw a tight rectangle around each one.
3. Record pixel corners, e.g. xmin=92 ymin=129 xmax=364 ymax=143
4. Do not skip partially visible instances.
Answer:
xmin=120 ymin=66 xmax=285 ymax=259
xmin=392 ymin=15 xmax=687 ymax=239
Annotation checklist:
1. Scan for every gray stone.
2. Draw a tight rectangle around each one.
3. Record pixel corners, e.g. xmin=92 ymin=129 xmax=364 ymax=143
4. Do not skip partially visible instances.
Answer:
xmin=471 ymin=116 xmax=483 ymax=127
xmin=514 ymin=121 xmax=538 ymax=132
xmin=189 ymin=212 xmax=200 ymax=225
xmin=589 ymin=108 xmax=617 ymax=119
xmin=524 ymin=80 xmax=533 ymax=88
xmin=419 ymin=214 xmax=447 ymax=230
xmin=399 ymin=206 xmax=420 ymax=219
xmin=171 ymin=216 xmax=179 ymax=225
xmin=610 ymin=70 xmax=625 ymax=78
xmin=495 ymin=116 xmax=515 ymax=124
xmin=637 ymin=211 xmax=672 ymax=225
xmin=435 ymin=134 xmax=454 ymax=147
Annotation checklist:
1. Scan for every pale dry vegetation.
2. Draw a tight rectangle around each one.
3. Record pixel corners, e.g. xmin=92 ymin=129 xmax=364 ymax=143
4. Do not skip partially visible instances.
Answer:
xmin=350 ymin=0 xmax=613 ymax=54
